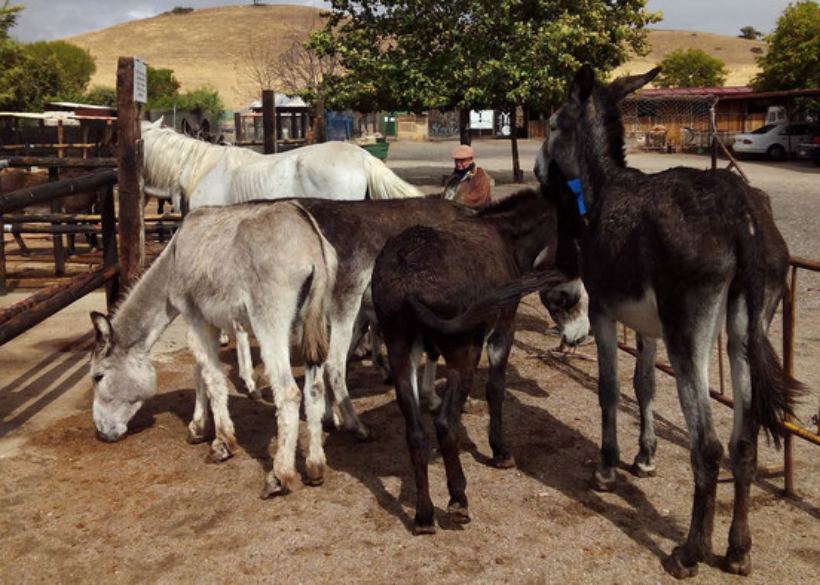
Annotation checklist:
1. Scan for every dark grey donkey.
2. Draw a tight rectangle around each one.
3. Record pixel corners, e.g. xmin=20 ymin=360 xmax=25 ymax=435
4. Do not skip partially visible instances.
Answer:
xmin=541 ymin=64 xmax=803 ymax=578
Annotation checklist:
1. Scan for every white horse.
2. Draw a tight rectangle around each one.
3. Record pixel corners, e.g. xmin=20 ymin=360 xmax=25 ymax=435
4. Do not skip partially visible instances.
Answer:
xmin=140 ymin=118 xmax=423 ymax=211
xmin=90 ymin=200 xmax=337 ymax=496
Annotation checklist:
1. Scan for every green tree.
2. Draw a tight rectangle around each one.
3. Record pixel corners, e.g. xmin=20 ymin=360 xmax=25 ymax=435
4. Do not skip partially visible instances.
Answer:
xmin=84 ymin=85 xmax=117 ymax=108
xmin=739 ymin=26 xmax=763 ymax=40
xmin=24 ymin=40 xmax=96 ymax=95
xmin=654 ymin=49 xmax=727 ymax=87
xmin=0 ymin=0 xmax=22 ymax=40
xmin=311 ymin=1 xmax=660 ymax=176
xmin=147 ymin=66 xmax=181 ymax=100
xmin=752 ymin=0 xmax=820 ymax=91
xmin=151 ymin=88 xmax=224 ymax=121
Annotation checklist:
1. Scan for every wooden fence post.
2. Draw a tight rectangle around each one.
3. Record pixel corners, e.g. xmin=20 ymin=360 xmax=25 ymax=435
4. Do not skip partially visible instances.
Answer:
xmin=234 ymin=112 xmax=243 ymax=145
xmin=99 ymin=183 xmax=119 ymax=308
xmin=116 ymin=57 xmax=144 ymax=292
xmin=263 ymin=89 xmax=277 ymax=154
xmin=48 ymin=167 xmax=65 ymax=276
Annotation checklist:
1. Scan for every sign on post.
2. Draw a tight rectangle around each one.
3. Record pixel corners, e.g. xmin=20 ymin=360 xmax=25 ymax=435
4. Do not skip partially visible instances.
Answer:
xmin=133 ymin=57 xmax=147 ymax=104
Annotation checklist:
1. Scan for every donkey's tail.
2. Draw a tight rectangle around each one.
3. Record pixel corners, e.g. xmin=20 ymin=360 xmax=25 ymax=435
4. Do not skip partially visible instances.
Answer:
xmin=737 ymin=203 xmax=803 ymax=447
xmin=409 ymin=270 xmax=566 ymax=335
xmin=293 ymin=202 xmax=337 ymax=366
xmin=364 ymin=153 xmax=424 ymax=199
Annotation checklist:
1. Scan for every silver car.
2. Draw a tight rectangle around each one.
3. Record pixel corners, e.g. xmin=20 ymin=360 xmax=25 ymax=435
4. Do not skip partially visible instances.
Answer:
xmin=733 ymin=122 xmax=817 ymax=160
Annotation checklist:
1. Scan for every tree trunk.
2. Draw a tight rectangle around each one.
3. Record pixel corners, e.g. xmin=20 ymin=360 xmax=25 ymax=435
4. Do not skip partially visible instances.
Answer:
xmin=313 ymin=99 xmax=326 ymax=144
xmin=510 ymin=105 xmax=523 ymax=183
xmin=459 ymin=107 xmax=471 ymax=145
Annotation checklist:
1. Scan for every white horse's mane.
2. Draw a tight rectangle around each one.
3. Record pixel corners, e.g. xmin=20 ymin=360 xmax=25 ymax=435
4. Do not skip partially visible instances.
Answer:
xmin=142 ymin=126 xmax=262 ymax=192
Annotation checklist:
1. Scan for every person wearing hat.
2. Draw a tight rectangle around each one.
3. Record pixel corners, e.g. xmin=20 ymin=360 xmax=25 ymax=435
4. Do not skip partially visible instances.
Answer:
xmin=443 ymin=144 xmax=492 ymax=207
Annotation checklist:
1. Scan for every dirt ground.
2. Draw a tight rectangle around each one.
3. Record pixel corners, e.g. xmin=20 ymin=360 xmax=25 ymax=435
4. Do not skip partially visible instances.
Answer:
xmin=1 ymin=142 xmax=818 ymax=584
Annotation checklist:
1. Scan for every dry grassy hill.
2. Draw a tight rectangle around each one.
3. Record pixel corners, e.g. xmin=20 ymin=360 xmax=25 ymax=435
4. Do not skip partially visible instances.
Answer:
xmin=613 ymin=28 xmax=766 ymax=87
xmin=66 ymin=4 xmax=325 ymax=110
xmin=66 ymin=5 xmax=767 ymax=110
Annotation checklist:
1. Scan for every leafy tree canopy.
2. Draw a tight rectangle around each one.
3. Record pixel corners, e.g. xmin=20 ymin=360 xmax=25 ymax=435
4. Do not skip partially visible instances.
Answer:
xmin=0 ymin=0 xmax=22 ymax=40
xmin=83 ymin=85 xmax=117 ymax=108
xmin=147 ymin=66 xmax=181 ymax=100
xmin=150 ymin=88 xmax=224 ymax=121
xmin=310 ymin=0 xmax=661 ymax=113
xmin=25 ymin=40 xmax=96 ymax=95
xmin=752 ymin=0 xmax=819 ymax=91
xmin=738 ymin=25 xmax=763 ymax=40
xmin=654 ymin=48 xmax=727 ymax=88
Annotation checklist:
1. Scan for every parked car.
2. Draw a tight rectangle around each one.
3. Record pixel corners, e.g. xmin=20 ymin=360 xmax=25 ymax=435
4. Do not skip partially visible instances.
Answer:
xmin=733 ymin=122 xmax=818 ymax=160
xmin=797 ymin=134 xmax=820 ymax=166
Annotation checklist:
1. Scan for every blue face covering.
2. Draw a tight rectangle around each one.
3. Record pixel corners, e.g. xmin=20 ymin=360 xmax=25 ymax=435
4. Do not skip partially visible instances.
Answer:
xmin=567 ymin=178 xmax=586 ymax=215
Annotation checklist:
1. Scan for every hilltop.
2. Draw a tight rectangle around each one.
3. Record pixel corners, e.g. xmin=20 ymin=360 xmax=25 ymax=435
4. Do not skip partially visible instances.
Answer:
xmin=65 ymin=5 xmax=767 ymax=110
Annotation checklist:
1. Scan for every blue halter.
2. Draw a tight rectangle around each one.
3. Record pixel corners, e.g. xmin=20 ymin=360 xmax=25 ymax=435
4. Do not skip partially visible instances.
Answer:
xmin=566 ymin=178 xmax=586 ymax=216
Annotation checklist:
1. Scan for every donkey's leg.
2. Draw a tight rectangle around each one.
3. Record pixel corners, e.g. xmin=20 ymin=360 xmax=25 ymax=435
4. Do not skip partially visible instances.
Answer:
xmin=186 ymin=322 xmax=238 ymax=462
xmin=486 ymin=321 xmax=516 ymax=469
xmin=303 ymin=364 xmax=328 ymax=486
xmin=389 ymin=333 xmax=435 ymax=534
xmin=723 ymin=295 xmax=756 ymax=576
xmin=662 ymin=312 xmax=724 ymax=579
xmin=436 ymin=343 xmax=482 ymax=523
xmin=187 ymin=362 xmax=213 ymax=444
xmin=234 ymin=322 xmax=259 ymax=399
xmin=631 ymin=334 xmax=658 ymax=477
xmin=257 ymin=322 xmax=302 ymax=497
xmin=420 ymin=355 xmax=441 ymax=412
xmin=591 ymin=309 xmax=621 ymax=491
xmin=325 ymin=305 xmax=372 ymax=440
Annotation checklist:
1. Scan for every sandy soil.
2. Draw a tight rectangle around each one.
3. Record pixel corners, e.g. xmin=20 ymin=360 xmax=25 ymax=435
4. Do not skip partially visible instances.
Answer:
xmin=0 ymin=145 xmax=817 ymax=583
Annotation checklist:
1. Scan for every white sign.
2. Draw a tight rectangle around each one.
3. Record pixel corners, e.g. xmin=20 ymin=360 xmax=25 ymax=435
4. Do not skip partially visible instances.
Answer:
xmin=133 ymin=57 xmax=147 ymax=104
xmin=470 ymin=109 xmax=494 ymax=130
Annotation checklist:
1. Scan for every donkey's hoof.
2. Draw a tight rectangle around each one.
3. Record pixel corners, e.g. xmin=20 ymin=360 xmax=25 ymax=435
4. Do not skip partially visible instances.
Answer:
xmin=413 ymin=522 xmax=436 ymax=535
xmin=591 ymin=467 xmax=617 ymax=492
xmin=218 ymin=331 xmax=230 ymax=345
xmin=491 ymin=454 xmax=516 ymax=469
xmin=186 ymin=423 xmax=210 ymax=444
xmin=426 ymin=395 xmax=443 ymax=413
xmin=206 ymin=439 xmax=233 ymax=463
xmin=723 ymin=549 xmax=752 ymax=576
xmin=305 ymin=460 xmax=325 ymax=486
xmin=447 ymin=501 xmax=471 ymax=524
xmin=260 ymin=478 xmax=290 ymax=499
xmin=663 ymin=547 xmax=700 ymax=579
xmin=631 ymin=458 xmax=657 ymax=478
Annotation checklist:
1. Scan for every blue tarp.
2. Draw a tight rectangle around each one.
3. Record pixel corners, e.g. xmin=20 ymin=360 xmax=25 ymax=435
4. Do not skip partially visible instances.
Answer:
xmin=325 ymin=111 xmax=353 ymax=141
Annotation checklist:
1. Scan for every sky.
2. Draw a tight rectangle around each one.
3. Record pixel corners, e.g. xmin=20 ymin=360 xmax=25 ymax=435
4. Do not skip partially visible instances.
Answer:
xmin=9 ymin=0 xmax=796 ymax=43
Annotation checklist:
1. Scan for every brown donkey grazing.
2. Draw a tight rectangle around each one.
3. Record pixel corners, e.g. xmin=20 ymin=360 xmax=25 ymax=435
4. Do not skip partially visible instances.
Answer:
xmin=371 ymin=180 xmax=578 ymax=534
xmin=544 ymin=65 xmax=803 ymax=578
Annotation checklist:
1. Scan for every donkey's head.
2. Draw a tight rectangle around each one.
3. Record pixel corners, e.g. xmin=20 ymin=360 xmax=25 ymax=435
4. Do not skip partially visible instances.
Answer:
xmin=545 ymin=65 xmax=660 ymax=187
xmin=89 ymin=312 xmax=157 ymax=442
xmin=540 ymin=279 xmax=590 ymax=347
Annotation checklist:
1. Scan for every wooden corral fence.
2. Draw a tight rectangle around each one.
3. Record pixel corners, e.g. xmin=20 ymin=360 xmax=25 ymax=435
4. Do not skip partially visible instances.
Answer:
xmin=0 ymin=57 xmax=172 ymax=347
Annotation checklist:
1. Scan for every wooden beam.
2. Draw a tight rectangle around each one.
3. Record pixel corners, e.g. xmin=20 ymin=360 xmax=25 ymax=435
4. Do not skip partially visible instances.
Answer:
xmin=0 ymin=169 xmax=117 ymax=214
xmin=116 ymin=56 xmax=144 ymax=293
xmin=2 ymin=156 xmax=117 ymax=168
xmin=0 ymin=265 xmax=118 ymax=346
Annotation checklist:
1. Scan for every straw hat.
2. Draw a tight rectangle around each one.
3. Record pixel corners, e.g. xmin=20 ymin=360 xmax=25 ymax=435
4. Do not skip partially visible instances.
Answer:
xmin=452 ymin=144 xmax=474 ymax=160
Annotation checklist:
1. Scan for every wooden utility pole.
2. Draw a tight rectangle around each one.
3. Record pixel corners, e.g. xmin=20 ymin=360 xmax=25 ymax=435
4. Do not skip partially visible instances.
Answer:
xmin=262 ymin=89 xmax=277 ymax=154
xmin=116 ymin=57 xmax=145 ymax=292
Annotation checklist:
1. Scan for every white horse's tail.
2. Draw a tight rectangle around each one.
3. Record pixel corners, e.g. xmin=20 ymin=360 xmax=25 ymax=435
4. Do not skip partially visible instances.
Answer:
xmin=364 ymin=154 xmax=424 ymax=199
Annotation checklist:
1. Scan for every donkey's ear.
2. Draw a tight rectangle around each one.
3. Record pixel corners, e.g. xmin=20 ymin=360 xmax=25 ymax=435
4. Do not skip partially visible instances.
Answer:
xmin=181 ymin=118 xmax=192 ymax=135
xmin=153 ymin=116 xmax=164 ymax=129
xmin=90 ymin=311 xmax=115 ymax=357
xmin=569 ymin=64 xmax=596 ymax=106
xmin=610 ymin=67 xmax=661 ymax=100
xmin=200 ymin=118 xmax=211 ymax=135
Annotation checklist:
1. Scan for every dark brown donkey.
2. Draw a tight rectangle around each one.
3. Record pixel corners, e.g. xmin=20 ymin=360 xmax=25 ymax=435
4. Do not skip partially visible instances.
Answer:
xmin=371 ymin=182 xmax=578 ymax=534
xmin=544 ymin=65 xmax=803 ymax=578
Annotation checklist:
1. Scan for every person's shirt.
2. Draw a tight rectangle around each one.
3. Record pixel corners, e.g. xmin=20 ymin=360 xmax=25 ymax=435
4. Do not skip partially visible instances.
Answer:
xmin=443 ymin=163 xmax=492 ymax=207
